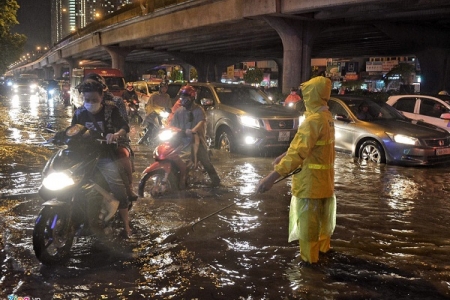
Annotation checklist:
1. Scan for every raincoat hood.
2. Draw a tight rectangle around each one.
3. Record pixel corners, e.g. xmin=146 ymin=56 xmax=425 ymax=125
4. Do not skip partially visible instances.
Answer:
xmin=300 ymin=76 xmax=331 ymax=114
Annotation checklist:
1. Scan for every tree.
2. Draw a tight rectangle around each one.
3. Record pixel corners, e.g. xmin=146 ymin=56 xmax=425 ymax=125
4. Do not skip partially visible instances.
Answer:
xmin=243 ymin=67 xmax=264 ymax=85
xmin=0 ymin=0 xmax=26 ymax=75
xmin=383 ymin=63 xmax=416 ymax=91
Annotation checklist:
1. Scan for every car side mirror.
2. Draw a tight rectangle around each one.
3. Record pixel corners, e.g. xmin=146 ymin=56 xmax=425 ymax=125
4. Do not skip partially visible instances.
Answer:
xmin=200 ymin=98 xmax=213 ymax=106
xmin=440 ymin=113 xmax=450 ymax=120
xmin=335 ymin=114 xmax=351 ymax=123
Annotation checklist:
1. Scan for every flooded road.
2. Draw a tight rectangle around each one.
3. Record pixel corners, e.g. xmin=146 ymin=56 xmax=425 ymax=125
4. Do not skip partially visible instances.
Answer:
xmin=0 ymin=92 xmax=449 ymax=299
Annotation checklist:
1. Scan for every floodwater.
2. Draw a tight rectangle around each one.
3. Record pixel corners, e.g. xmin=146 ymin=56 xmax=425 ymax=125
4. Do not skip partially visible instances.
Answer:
xmin=0 ymin=91 xmax=449 ymax=300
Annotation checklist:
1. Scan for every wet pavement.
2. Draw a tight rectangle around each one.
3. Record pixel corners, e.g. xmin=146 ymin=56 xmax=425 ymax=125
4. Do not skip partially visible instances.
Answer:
xmin=0 ymin=92 xmax=449 ymax=299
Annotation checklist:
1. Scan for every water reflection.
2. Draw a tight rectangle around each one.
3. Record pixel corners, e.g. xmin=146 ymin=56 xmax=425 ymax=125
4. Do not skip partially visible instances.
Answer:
xmin=0 ymin=94 xmax=449 ymax=299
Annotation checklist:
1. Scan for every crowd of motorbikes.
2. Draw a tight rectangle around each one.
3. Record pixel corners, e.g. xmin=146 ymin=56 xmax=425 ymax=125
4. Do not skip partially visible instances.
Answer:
xmin=33 ymin=97 xmax=208 ymax=265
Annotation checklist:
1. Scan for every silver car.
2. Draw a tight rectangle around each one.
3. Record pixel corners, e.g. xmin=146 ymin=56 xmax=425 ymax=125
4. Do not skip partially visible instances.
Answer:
xmin=328 ymin=96 xmax=450 ymax=165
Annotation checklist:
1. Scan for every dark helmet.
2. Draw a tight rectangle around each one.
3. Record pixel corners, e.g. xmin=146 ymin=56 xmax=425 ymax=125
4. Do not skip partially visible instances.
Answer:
xmin=77 ymin=80 xmax=104 ymax=94
xmin=84 ymin=73 xmax=107 ymax=91
xmin=179 ymin=85 xmax=196 ymax=108
xmin=179 ymin=85 xmax=196 ymax=99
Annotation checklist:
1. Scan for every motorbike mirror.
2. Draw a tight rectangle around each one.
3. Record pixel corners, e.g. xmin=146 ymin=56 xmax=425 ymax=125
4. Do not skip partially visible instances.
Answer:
xmin=200 ymin=98 xmax=213 ymax=106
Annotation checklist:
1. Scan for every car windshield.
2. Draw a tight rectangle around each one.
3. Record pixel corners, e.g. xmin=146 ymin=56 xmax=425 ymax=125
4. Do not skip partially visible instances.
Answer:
xmin=345 ymin=99 xmax=404 ymax=121
xmin=15 ymin=78 xmax=38 ymax=85
xmin=105 ymin=77 xmax=124 ymax=91
xmin=214 ymin=86 xmax=274 ymax=105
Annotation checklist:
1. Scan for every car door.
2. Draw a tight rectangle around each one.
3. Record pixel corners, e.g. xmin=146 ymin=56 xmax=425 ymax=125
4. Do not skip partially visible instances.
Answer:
xmin=390 ymin=96 xmax=418 ymax=120
xmin=328 ymin=99 xmax=356 ymax=152
xmin=417 ymin=97 xmax=450 ymax=130
xmin=196 ymin=86 xmax=217 ymax=140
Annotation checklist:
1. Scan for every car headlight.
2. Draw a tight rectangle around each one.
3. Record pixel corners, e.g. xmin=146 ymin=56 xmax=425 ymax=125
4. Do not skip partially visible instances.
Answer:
xmin=386 ymin=132 xmax=419 ymax=145
xmin=238 ymin=115 xmax=260 ymax=128
xmin=30 ymin=84 xmax=37 ymax=89
xmin=42 ymin=172 xmax=75 ymax=190
xmin=12 ymin=84 xmax=18 ymax=88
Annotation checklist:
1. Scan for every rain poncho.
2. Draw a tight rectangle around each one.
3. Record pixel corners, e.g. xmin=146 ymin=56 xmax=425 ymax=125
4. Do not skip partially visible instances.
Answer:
xmin=274 ymin=76 xmax=336 ymax=263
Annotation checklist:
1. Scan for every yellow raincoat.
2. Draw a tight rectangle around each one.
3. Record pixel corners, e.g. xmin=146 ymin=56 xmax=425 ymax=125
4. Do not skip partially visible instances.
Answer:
xmin=274 ymin=76 xmax=336 ymax=263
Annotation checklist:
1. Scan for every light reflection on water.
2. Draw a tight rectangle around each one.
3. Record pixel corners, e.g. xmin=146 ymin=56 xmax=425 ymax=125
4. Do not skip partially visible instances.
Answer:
xmin=0 ymin=94 xmax=449 ymax=299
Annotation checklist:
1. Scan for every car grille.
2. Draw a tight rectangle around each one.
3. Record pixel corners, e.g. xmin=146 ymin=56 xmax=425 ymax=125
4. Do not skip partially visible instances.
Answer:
xmin=423 ymin=137 xmax=450 ymax=147
xmin=267 ymin=119 xmax=296 ymax=130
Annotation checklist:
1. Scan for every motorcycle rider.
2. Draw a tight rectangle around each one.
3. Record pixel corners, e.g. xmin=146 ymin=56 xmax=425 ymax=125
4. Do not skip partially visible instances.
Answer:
xmin=145 ymin=81 xmax=171 ymax=116
xmin=122 ymin=82 xmax=140 ymax=118
xmin=83 ymin=73 xmax=139 ymax=203
xmin=71 ymin=80 xmax=133 ymax=238
xmin=122 ymin=82 xmax=138 ymax=104
xmin=169 ymin=85 xmax=221 ymax=188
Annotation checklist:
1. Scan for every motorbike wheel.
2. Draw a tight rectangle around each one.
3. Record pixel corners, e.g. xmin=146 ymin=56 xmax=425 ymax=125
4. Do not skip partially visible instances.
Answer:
xmin=138 ymin=170 xmax=178 ymax=198
xmin=33 ymin=206 xmax=76 ymax=265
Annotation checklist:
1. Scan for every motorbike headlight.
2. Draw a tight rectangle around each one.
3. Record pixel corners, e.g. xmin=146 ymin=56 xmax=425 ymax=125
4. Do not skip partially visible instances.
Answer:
xmin=238 ymin=115 xmax=260 ymax=128
xmin=42 ymin=172 xmax=75 ymax=190
xmin=49 ymin=89 xmax=55 ymax=95
xmin=159 ymin=111 xmax=169 ymax=118
xmin=386 ymin=132 xmax=419 ymax=145
xmin=159 ymin=129 xmax=175 ymax=141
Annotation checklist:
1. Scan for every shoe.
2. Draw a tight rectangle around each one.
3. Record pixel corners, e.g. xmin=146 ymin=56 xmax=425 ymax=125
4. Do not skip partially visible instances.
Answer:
xmin=128 ymin=191 xmax=139 ymax=202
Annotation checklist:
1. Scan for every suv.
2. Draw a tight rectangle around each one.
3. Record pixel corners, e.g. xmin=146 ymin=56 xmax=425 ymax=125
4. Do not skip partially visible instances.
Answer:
xmin=187 ymin=82 xmax=301 ymax=153
xmin=386 ymin=94 xmax=450 ymax=132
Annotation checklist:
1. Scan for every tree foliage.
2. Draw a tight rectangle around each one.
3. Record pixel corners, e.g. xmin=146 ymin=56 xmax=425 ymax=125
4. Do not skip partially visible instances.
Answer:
xmin=243 ymin=67 xmax=264 ymax=85
xmin=384 ymin=63 xmax=415 ymax=84
xmin=0 ymin=0 xmax=26 ymax=74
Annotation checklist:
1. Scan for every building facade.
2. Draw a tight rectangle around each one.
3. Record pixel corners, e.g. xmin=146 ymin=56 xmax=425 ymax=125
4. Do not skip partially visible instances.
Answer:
xmin=51 ymin=0 xmax=133 ymax=46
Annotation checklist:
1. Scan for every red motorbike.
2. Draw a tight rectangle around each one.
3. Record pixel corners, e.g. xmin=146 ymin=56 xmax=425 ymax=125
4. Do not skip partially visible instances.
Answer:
xmin=138 ymin=127 xmax=207 ymax=198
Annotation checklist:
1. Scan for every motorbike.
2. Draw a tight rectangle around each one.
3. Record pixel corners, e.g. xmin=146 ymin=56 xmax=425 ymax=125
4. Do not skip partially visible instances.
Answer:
xmin=137 ymin=107 xmax=170 ymax=146
xmin=33 ymin=124 xmax=126 ymax=265
xmin=126 ymin=97 xmax=143 ymax=124
xmin=138 ymin=127 xmax=207 ymax=198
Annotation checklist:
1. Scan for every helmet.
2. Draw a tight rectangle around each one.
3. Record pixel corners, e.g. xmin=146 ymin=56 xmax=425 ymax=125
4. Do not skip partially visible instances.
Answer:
xmin=84 ymin=73 xmax=107 ymax=91
xmin=179 ymin=86 xmax=196 ymax=108
xmin=438 ymin=90 xmax=449 ymax=96
xmin=77 ymin=80 xmax=104 ymax=94
xmin=179 ymin=85 xmax=196 ymax=99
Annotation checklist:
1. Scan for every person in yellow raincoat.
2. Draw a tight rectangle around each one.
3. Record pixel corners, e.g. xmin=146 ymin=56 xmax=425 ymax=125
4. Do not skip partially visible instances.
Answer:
xmin=255 ymin=76 xmax=336 ymax=263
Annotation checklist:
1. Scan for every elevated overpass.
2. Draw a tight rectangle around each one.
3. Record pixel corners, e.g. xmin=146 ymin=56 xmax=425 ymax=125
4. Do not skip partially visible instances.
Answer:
xmin=8 ymin=0 xmax=450 ymax=93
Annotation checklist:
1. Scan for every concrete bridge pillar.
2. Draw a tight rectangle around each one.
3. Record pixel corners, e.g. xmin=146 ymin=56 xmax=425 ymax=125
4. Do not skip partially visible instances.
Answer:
xmin=415 ymin=48 xmax=450 ymax=94
xmin=375 ymin=22 xmax=450 ymax=94
xmin=263 ymin=17 xmax=320 ymax=94
xmin=52 ymin=64 xmax=63 ymax=79
xmin=173 ymin=53 xmax=217 ymax=82
xmin=104 ymin=46 xmax=132 ymax=73
xmin=180 ymin=64 xmax=191 ymax=81
xmin=43 ymin=67 xmax=53 ymax=80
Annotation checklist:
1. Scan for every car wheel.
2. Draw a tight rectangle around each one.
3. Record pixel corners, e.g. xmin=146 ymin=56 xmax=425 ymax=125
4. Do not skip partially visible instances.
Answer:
xmin=217 ymin=129 xmax=235 ymax=152
xmin=358 ymin=140 xmax=386 ymax=164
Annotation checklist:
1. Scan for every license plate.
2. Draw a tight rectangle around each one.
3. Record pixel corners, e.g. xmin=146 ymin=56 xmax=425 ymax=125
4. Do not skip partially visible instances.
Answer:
xmin=436 ymin=148 xmax=450 ymax=155
xmin=278 ymin=131 xmax=290 ymax=142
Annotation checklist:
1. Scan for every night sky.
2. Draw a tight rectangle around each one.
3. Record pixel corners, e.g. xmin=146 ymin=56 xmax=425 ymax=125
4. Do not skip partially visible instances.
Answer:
xmin=13 ymin=0 xmax=51 ymax=53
